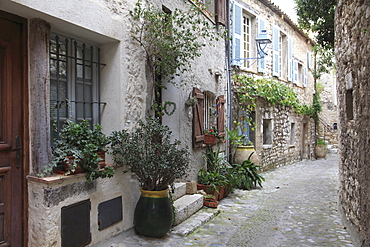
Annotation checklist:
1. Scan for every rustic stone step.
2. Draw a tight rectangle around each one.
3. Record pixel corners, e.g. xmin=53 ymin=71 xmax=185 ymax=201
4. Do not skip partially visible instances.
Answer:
xmin=173 ymin=194 xmax=203 ymax=226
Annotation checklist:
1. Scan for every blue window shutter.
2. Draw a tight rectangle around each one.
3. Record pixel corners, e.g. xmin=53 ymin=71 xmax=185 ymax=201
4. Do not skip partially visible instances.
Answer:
xmin=258 ymin=18 xmax=267 ymax=73
xmin=307 ymin=52 xmax=312 ymax=70
xmin=303 ymin=66 xmax=307 ymax=87
xmin=232 ymin=3 xmax=242 ymax=66
xmin=293 ymin=60 xmax=298 ymax=84
xmin=287 ymin=37 xmax=292 ymax=82
xmin=272 ymin=26 xmax=279 ymax=77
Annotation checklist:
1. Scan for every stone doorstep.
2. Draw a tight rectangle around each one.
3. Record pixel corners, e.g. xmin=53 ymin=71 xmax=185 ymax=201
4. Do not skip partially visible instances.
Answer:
xmin=171 ymin=207 xmax=221 ymax=236
xmin=171 ymin=182 xmax=187 ymax=201
xmin=173 ymin=194 xmax=204 ymax=226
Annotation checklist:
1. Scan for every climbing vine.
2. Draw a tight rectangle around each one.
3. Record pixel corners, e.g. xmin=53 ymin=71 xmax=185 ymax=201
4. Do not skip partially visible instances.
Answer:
xmin=233 ymin=75 xmax=321 ymax=125
xmin=130 ymin=0 xmax=223 ymax=116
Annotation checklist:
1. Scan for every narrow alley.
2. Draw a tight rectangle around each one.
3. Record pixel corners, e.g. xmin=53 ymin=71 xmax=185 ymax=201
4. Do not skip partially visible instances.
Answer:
xmin=95 ymin=154 xmax=354 ymax=247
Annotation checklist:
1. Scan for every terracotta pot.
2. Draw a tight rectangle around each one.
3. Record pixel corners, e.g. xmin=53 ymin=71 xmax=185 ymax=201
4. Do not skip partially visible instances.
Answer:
xmin=98 ymin=151 xmax=106 ymax=168
xmin=203 ymin=198 xmax=218 ymax=208
xmin=55 ymin=156 xmax=84 ymax=175
xmin=204 ymin=134 xmax=219 ymax=145
xmin=197 ymin=184 xmax=223 ymax=201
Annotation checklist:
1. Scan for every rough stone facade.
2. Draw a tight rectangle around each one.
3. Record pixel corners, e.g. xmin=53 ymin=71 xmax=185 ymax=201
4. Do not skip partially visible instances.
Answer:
xmin=231 ymin=0 xmax=316 ymax=169
xmin=336 ymin=0 xmax=370 ymax=246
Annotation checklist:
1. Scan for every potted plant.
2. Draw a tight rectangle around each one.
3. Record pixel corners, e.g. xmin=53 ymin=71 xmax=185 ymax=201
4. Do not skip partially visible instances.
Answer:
xmin=109 ymin=116 xmax=190 ymax=238
xmin=315 ymin=138 xmax=327 ymax=158
xmin=197 ymin=147 xmax=231 ymax=200
xmin=49 ymin=119 xmax=114 ymax=182
xmin=203 ymin=194 xmax=218 ymax=208
xmin=204 ymin=124 xmax=220 ymax=145
xmin=229 ymin=153 xmax=265 ymax=190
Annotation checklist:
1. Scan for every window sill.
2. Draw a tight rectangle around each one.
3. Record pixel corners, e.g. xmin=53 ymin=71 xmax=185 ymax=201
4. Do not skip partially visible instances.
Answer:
xmin=27 ymin=164 xmax=116 ymax=184
xmin=262 ymin=144 xmax=272 ymax=149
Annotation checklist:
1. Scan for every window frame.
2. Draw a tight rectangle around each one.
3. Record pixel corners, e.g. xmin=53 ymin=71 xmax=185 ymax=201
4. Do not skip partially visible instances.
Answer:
xmin=49 ymin=33 xmax=105 ymax=142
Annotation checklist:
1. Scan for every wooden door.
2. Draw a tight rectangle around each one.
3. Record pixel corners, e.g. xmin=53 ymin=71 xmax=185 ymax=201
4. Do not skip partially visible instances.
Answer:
xmin=0 ymin=12 xmax=26 ymax=247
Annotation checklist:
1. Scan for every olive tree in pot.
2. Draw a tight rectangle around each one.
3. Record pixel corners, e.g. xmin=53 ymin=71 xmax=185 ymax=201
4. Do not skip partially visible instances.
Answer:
xmin=109 ymin=116 xmax=189 ymax=238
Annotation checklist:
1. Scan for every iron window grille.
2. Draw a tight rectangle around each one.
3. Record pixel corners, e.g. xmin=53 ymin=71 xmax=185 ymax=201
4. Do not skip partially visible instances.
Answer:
xmin=50 ymin=34 xmax=106 ymax=143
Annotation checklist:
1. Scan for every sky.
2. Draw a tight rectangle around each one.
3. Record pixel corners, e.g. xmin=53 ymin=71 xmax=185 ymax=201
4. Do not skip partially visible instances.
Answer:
xmin=271 ymin=0 xmax=298 ymax=24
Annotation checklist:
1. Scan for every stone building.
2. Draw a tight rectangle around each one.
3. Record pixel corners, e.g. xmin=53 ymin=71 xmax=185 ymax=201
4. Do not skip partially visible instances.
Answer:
xmin=230 ymin=0 xmax=317 ymax=169
xmin=336 ymin=0 xmax=370 ymax=246
xmin=0 ymin=0 xmax=227 ymax=245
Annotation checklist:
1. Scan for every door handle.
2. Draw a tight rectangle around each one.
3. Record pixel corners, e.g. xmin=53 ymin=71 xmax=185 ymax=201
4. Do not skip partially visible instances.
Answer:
xmin=11 ymin=136 xmax=21 ymax=169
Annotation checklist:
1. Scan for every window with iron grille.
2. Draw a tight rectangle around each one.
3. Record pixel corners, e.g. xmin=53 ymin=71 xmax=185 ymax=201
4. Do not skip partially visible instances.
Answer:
xmin=50 ymin=34 xmax=105 ymax=143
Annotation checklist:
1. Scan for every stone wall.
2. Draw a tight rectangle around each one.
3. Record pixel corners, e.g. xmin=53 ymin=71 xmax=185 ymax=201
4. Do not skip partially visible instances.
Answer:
xmin=231 ymin=0 xmax=316 ymax=170
xmin=336 ymin=0 xmax=370 ymax=246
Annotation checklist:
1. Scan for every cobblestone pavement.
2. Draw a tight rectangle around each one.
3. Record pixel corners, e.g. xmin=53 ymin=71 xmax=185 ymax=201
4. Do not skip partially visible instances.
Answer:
xmin=95 ymin=154 xmax=354 ymax=247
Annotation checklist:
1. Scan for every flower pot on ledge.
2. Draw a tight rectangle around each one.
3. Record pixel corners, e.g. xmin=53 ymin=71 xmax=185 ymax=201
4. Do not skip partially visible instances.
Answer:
xmin=204 ymin=134 xmax=219 ymax=145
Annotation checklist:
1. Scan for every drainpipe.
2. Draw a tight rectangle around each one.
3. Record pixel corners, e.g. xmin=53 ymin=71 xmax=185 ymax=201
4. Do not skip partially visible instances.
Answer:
xmin=226 ymin=0 xmax=232 ymax=159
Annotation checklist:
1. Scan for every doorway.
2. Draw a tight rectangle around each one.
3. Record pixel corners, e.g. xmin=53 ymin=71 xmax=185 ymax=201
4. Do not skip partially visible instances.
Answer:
xmin=0 ymin=11 xmax=27 ymax=246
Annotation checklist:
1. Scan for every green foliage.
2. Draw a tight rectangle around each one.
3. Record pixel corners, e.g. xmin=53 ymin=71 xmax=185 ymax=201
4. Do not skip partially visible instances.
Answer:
xmin=130 ymin=0 xmax=222 ymax=116
xmin=294 ymin=0 xmax=336 ymax=50
xmin=229 ymin=153 xmax=265 ymax=190
xmin=109 ymin=116 xmax=190 ymax=191
xmin=316 ymin=137 xmax=326 ymax=146
xmin=311 ymin=45 xmax=335 ymax=80
xmin=233 ymin=75 xmax=322 ymax=124
xmin=198 ymin=147 xmax=231 ymax=193
xmin=42 ymin=120 xmax=114 ymax=182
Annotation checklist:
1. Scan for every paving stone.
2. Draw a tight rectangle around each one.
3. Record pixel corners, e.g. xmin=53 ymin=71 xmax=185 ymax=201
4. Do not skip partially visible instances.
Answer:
xmin=93 ymin=154 xmax=355 ymax=247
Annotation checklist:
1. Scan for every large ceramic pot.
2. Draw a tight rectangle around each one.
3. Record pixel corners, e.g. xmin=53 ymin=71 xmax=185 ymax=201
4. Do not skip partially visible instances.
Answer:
xmin=134 ymin=188 xmax=173 ymax=238
xmin=315 ymin=144 xmax=327 ymax=158
xmin=235 ymin=146 xmax=260 ymax=165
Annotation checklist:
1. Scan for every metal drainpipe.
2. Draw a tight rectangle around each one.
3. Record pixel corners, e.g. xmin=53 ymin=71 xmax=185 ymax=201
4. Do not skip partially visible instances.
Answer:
xmin=226 ymin=0 xmax=232 ymax=159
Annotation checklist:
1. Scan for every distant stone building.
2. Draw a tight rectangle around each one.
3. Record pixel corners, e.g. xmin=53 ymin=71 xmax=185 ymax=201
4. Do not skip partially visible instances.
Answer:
xmin=336 ymin=0 xmax=370 ymax=246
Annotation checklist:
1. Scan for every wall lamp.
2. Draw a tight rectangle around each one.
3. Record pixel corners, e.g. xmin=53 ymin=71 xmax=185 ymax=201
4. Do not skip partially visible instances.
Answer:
xmin=231 ymin=30 xmax=272 ymax=67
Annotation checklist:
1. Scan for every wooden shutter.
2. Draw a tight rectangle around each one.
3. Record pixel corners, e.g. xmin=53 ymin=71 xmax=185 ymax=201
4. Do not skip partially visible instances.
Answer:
xmin=293 ymin=60 xmax=298 ymax=84
xmin=231 ymin=2 xmax=242 ymax=66
xmin=216 ymin=0 xmax=226 ymax=26
xmin=217 ymin=95 xmax=226 ymax=137
xmin=193 ymin=87 xmax=204 ymax=148
xmin=272 ymin=26 xmax=279 ymax=77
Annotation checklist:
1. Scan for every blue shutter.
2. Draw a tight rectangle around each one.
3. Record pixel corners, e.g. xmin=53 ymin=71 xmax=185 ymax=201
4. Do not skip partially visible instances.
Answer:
xmin=293 ymin=60 xmax=298 ymax=84
xmin=303 ymin=66 xmax=307 ymax=87
xmin=272 ymin=26 xmax=279 ymax=77
xmin=287 ymin=37 xmax=292 ymax=82
xmin=258 ymin=18 xmax=266 ymax=73
xmin=232 ymin=3 xmax=242 ymax=66
xmin=307 ymin=52 xmax=312 ymax=70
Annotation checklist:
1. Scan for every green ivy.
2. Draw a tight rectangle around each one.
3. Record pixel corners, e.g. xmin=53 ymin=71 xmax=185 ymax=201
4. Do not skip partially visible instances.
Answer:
xmin=233 ymin=75 xmax=321 ymax=123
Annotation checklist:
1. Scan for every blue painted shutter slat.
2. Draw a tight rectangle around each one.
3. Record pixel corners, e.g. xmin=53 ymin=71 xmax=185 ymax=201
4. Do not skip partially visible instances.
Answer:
xmin=303 ymin=66 xmax=307 ymax=87
xmin=272 ymin=26 xmax=279 ymax=77
xmin=293 ymin=60 xmax=298 ymax=84
xmin=232 ymin=3 xmax=242 ymax=66
xmin=287 ymin=37 xmax=292 ymax=82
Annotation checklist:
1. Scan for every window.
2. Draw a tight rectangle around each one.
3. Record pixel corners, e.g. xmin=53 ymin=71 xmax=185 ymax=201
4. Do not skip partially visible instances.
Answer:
xmin=263 ymin=119 xmax=272 ymax=145
xmin=346 ymin=89 xmax=354 ymax=120
xmin=232 ymin=3 xmax=256 ymax=68
xmin=242 ymin=14 xmax=251 ymax=68
xmin=273 ymin=27 xmax=287 ymax=78
xmin=192 ymin=87 xmax=225 ymax=147
xmin=204 ymin=91 xmax=216 ymax=130
xmin=198 ymin=0 xmax=226 ymax=25
xmin=290 ymin=122 xmax=296 ymax=145
xmin=50 ymin=34 xmax=104 ymax=142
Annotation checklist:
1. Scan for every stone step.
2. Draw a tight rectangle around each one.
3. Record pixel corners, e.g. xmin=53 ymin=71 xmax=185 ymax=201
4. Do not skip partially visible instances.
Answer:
xmin=171 ymin=207 xmax=220 ymax=236
xmin=171 ymin=182 xmax=186 ymax=201
xmin=173 ymin=194 xmax=203 ymax=226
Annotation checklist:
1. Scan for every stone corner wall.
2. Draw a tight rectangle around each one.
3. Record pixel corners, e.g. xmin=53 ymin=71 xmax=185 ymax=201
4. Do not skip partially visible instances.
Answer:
xmin=335 ymin=1 xmax=370 ymax=246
